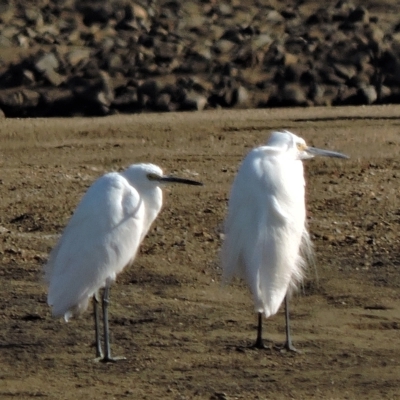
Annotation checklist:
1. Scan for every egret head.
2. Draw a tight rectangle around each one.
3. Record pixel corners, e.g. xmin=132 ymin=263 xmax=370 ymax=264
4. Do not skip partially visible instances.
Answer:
xmin=123 ymin=163 xmax=203 ymax=188
xmin=268 ymin=131 xmax=349 ymax=160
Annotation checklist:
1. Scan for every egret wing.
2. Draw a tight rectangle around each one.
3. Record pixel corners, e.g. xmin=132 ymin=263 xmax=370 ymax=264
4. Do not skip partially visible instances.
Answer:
xmin=45 ymin=172 xmax=144 ymax=319
xmin=222 ymin=148 xmax=278 ymax=281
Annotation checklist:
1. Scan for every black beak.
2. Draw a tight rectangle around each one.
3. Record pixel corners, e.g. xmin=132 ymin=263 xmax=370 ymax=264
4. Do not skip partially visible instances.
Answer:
xmin=159 ymin=176 xmax=203 ymax=186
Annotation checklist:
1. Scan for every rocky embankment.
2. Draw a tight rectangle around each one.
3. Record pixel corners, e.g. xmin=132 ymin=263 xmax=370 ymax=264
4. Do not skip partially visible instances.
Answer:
xmin=0 ymin=0 xmax=399 ymax=117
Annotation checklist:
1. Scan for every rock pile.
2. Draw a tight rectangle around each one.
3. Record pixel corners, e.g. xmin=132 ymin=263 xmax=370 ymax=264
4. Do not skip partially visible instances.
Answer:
xmin=0 ymin=0 xmax=400 ymax=117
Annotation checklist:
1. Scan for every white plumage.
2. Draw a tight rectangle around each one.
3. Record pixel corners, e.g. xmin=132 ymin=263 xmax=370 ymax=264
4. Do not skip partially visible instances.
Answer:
xmin=222 ymin=132 xmax=307 ymax=317
xmin=221 ymin=130 xmax=348 ymax=349
xmin=45 ymin=164 xmax=160 ymax=320
xmin=44 ymin=163 xmax=202 ymax=361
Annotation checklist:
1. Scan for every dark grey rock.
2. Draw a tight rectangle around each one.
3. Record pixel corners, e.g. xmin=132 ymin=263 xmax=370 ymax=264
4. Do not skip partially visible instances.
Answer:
xmin=231 ymin=86 xmax=250 ymax=108
xmin=0 ymin=89 xmax=41 ymax=116
xmin=333 ymin=63 xmax=357 ymax=81
xmin=138 ymin=80 xmax=163 ymax=106
xmin=333 ymin=85 xmax=359 ymax=105
xmin=77 ymin=2 xmax=113 ymax=26
xmin=279 ymin=84 xmax=309 ymax=107
xmin=357 ymin=84 xmax=377 ymax=105
xmin=40 ymin=88 xmax=76 ymax=116
xmin=310 ymin=83 xmax=328 ymax=106
xmin=35 ymin=53 xmax=59 ymax=74
xmin=72 ymin=71 xmax=114 ymax=115
xmin=181 ymin=91 xmax=208 ymax=111
xmin=0 ymin=35 xmax=12 ymax=47
xmin=67 ymin=49 xmax=92 ymax=67
xmin=348 ymin=6 xmax=369 ymax=23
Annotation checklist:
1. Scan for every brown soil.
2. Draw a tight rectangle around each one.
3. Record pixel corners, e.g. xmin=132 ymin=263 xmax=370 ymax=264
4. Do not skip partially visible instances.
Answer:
xmin=0 ymin=106 xmax=399 ymax=399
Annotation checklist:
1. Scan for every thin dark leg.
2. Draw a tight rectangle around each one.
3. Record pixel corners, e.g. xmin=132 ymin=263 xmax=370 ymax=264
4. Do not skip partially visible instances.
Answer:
xmin=252 ymin=312 xmax=266 ymax=349
xmin=102 ymin=284 xmax=113 ymax=361
xmin=100 ymin=283 xmax=125 ymax=362
xmin=283 ymin=295 xmax=298 ymax=352
xmin=93 ymin=293 xmax=103 ymax=358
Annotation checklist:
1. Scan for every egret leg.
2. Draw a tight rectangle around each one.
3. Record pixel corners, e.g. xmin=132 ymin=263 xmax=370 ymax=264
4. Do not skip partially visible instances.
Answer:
xmin=283 ymin=295 xmax=298 ymax=352
xmin=93 ymin=293 xmax=103 ymax=358
xmin=99 ymin=283 xmax=126 ymax=362
xmin=252 ymin=312 xmax=267 ymax=349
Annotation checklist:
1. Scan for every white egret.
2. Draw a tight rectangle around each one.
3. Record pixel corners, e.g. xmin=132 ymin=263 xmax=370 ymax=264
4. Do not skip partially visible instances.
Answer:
xmin=44 ymin=163 xmax=202 ymax=362
xmin=221 ymin=130 xmax=348 ymax=351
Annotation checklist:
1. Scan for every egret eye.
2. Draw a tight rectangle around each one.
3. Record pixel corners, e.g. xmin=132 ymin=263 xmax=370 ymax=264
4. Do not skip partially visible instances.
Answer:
xmin=147 ymin=173 xmax=160 ymax=181
xmin=296 ymin=142 xmax=307 ymax=151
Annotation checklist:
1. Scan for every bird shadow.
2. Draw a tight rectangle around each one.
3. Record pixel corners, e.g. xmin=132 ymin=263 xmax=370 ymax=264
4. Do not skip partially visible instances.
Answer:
xmin=225 ymin=341 xmax=300 ymax=355
xmin=111 ymin=317 xmax=156 ymax=326
xmin=0 ymin=342 xmax=44 ymax=349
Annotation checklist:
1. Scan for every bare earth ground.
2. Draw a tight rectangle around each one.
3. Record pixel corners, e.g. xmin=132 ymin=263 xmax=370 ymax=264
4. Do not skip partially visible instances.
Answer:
xmin=0 ymin=106 xmax=399 ymax=400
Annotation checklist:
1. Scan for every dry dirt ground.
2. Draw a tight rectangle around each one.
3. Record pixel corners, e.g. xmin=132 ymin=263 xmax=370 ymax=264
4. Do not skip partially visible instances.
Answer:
xmin=0 ymin=106 xmax=399 ymax=400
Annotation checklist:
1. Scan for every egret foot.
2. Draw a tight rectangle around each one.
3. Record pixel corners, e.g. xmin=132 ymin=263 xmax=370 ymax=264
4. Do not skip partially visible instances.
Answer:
xmin=251 ymin=337 xmax=270 ymax=349
xmin=94 ymin=355 xmax=127 ymax=363
xmin=94 ymin=349 xmax=103 ymax=359
xmin=275 ymin=341 xmax=301 ymax=353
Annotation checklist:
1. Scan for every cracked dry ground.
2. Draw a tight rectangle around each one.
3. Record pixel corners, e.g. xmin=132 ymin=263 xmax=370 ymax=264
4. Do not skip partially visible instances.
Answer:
xmin=0 ymin=106 xmax=399 ymax=399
